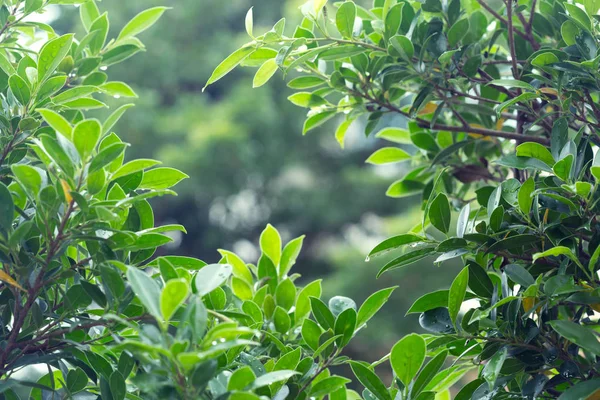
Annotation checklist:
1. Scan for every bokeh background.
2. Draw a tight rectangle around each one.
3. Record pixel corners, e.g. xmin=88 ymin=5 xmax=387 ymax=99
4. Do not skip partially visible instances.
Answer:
xmin=56 ymin=0 xmax=462 ymax=364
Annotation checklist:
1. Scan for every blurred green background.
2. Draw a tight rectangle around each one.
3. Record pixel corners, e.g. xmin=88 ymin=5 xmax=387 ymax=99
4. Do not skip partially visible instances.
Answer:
xmin=57 ymin=0 xmax=461 ymax=362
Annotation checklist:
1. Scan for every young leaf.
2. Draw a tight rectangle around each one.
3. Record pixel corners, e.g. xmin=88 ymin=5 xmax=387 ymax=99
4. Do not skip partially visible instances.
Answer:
xmin=204 ymin=46 xmax=255 ymax=90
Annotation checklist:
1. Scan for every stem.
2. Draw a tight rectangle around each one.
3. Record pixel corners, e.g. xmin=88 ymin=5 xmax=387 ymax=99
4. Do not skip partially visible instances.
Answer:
xmin=506 ymin=0 xmax=520 ymax=79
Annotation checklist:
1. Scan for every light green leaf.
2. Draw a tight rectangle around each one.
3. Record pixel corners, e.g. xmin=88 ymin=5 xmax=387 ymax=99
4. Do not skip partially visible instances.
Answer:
xmin=138 ymin=167 xmax=188 ymax=190
xmin=73 ymin=119 xmax=101 ymax=159
xmin=516 ymin=142 xmax=555 ymax=167
xmin=245 ymin=7 xmax=253 ymax=36
xmin=356 ymin=286 xmax=397 ymax=327
xmin=117 ymin=7 xmax=169 ymax=41
xmin=160 ymin=278 xmax=189 ymax=321
xmin=101 ymin=82 xmax=138 ymax=98
xmin=37 ymin=108 xmax=72 ymax=139
xmin=518 ymin=177 xmax=534 ymax=215
xmin=336 ymin=1 xmax=356 ymax=38
xmin=260 ymin=223 xmax=282 ymax=265
xmin=38 ymin=34 xmax=74 ymax=82
xmin=366 ymin=147 xmax=411 ymax=165
xmin=390 ymin=334 xmax=426 ymax=386
xmin=204 ymin=46 xmax=255 ymax=90
xmin=9 ymin=75 xmax=30 ymax=105
xmin=253 ymin=58 xmax=278 ymax=88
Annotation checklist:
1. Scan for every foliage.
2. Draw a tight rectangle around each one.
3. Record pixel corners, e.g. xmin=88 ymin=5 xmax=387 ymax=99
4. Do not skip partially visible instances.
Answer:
xmin=209 ymin=0 xmax=600 ymax=398
xmin=0 ymin=1 xmax=403 ymax=399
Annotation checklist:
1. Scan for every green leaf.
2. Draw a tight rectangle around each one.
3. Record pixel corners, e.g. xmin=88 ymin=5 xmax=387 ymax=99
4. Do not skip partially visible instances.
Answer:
xmin=9 ymin=75 xmax=30 ymax=105
xmin=66 ymin=368 xmax=88 ymax=393
xmin=504 ymin=264 xmax=535 ymax=287
xmin=109 ymin=371 xmax=126 ymax=400
xmin=518 ymin=177 xmax=534 ymax=215
xmin=249 ymin=370 xmax=299 ymax=389
xmin=194 ymin=264 xmax=233 ymax=296
xmin=101 ymin=82 xmax=137 ymax=98
xmin=280 ymin=234 xmax=304 ymax=277
xmin=429 ymin=193 xmax=451 ymax=234
xmin=564 ymin=3 xmax=592 ymax=31
xmin=217 ymin=249 xmax=253 ymax=284
xmin=377 ymin=246 xmax=436 ymax=277
xmin=561 ymin=21 xmax=579 ymax=45
xmin=303 ymin=111 xmax=336 ymax=134
xmin=37 ymin=109 xmax=72 ymax=139
xmin=260 ymin=223 xmax=282 ymax=265
xmin=253 ymin=59 xmax=278 ymax=88
xmin=406 ymin=290 xmax=450 ymax=314
xmin=117 ymin=7 xmax=169 ymax=41
xmin=0 ymin=183 xmax=14 ymax=232
xmin=38 ymin=34 xmax=74 ymax=82
xmin=336 ymin=1 xmax=356 ymax=38
xmin=384 ymin=3 xmax=403 ymax=41
xmin=516 ymin=142 xmax=555 ymax=167
xmin=549 ymin=321 xmax=600 ymax=355
xmin=366 ymin=147 xmax=411 ymax=165
xmin=558 ymin=379 xmax=600 ymax=400
xmin=368 ymin=234 xmax=425 ymax=258
xmin=296 ymin=280 xmax=322 ymax=321
xmin=11 ymin=165 xmax=43 ymax=197
xmin=204 ymin=46 xmax=255 ymax=90
xmin=302 ymin=319 xmax=322 ymax=350
xmin=375 ymin=127 xmax=412 ymax=144
xmin=448 ymin=266 xmax=469 ymax=328
xmin=482 ymin=347 xmax=507 ymax=389
xmin=73 ymin=119 xmax=101 ymax=159
xmin=89 ymin=143 xmax=128 ymax=173
xmin=533 ymin=246 xmax=584 ymax=270
xmin=467 ymin=262 xmax=493 ymax=298
xmin=245 ymin=7 xmax=253 ymax=36
xmin=311 ymin=376 xmax=351 ymax=397
xmin=390 ymin=334 xmax=426 ymax=386
xmin=160 ymin=278 xmax=189 ymax=322
xmin=411 ymin=350 xmax=448 ymax=398
xmin=349 ymin=361 xmax=391 ymax=400
xmin=487 ymin=79 xmax=535 ymax=91
xmin=356 ymin=286 xmax=397 ymax=327
xmin=310 ymin=296 xmax=335 ymax=329
xmin=126 ymin=266 xmax=162 ymax=321
xmin=448 ymin=18 xmax=469 ymax=47
xmin=103 ymin=103 xmax=134 ymax=134
xmin=275 ymin=278 xmax=296 ymax=310
xmin=138 ymin=167 xmax=188 ymax=189
xmin=334 ymin=307 xmax=357 ymax=347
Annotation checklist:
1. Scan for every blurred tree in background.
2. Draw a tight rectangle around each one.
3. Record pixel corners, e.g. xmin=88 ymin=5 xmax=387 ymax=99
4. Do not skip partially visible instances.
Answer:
xmin=55 ymin=0 xmax=460 ymax=358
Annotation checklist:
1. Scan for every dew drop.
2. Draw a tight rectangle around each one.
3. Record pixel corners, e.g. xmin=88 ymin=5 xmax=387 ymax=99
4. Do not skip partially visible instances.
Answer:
xmin=113 ymin=95 xmax=121 ymax=99
xmin=100 ymin=66 xmax=108 ymax=71
xmin=211 ymin=340 xmax=217 ymax=346
xmin=365 ymin=256 xmax=370 ymax=262
xmin=219 ymin=338 xmax=226 ymax=342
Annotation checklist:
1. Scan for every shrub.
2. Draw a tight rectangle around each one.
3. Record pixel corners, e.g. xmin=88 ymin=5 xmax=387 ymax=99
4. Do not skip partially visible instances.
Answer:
xmin=0 ymin=1 xmax=399 ymax=399
xmin=207 ymin=0 xmax=600 ymax=398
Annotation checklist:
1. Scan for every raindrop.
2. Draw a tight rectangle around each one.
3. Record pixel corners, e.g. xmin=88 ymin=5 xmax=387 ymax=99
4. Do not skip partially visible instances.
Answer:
xmin=100 ymin=66 xmax=108 ymax=71
xmin=219 ymin=338 xmax=225 ymax=342
xmin=364 ymin=256 xmax=370 ymax=262
xmin=211 ymin=341 xmax=217 ymax=346
xmin=113 ymin=95 xmax=121 ymax=99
